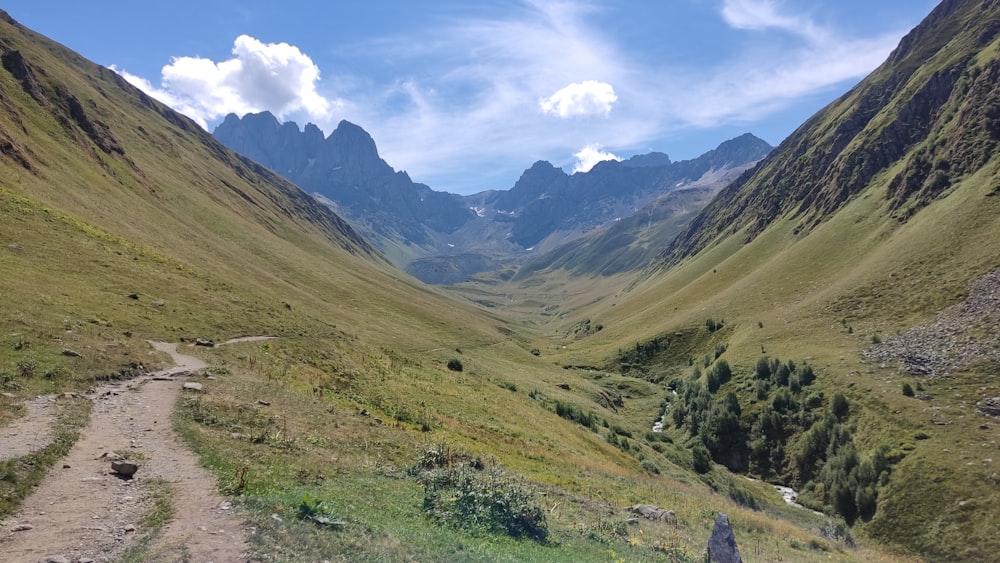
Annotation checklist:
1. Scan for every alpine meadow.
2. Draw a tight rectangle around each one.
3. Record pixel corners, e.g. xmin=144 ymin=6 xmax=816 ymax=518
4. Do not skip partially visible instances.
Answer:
xmin=1 ymin=1 xmax=999 ymax=562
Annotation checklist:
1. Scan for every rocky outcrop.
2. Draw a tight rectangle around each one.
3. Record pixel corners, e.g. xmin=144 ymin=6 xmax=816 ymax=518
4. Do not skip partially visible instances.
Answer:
xmin=864 ymin=267 xmax=1000 ymax=376
xmin=215 ymin=112 xmax=770 ymax=281
xmin=707 ymin=512 xmax=742 ymax=563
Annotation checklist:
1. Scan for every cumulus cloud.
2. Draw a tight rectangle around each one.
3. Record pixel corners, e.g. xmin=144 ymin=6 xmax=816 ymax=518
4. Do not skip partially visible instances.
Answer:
xmin=572 ymin=143 xmax=620 ymax=173
xmin=113 ymin=35 xmax=335 ymax=129
xmin=540 ymin=80 xmax=618 ymax=118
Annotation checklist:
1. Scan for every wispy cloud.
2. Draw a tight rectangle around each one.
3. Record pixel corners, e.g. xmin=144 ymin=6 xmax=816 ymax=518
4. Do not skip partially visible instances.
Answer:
xmin=112 ymin=0 xmax=915 ymax=193
xmin=720 ymin=0 xmax=828 ymax=42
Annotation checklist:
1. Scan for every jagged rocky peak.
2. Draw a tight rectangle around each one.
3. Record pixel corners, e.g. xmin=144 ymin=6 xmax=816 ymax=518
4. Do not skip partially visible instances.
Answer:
xmin=321 ymin=119 xmax=384 ymax=169
xmin=622 ymin=151 xmax=671 ymax=168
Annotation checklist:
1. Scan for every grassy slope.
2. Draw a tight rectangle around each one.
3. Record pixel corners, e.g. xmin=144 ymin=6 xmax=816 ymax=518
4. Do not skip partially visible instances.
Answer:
xmin=533 ymin=33 xmax=1000 ymax=561
xmin=0 ymin=12 xmax=910 ymax=563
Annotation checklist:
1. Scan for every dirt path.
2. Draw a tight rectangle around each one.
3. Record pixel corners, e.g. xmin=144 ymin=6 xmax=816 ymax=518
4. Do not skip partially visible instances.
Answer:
xmin=0 ymin=342 xmax=250 ymax=562
xmin=0 ymin=394 xmax=60 ymax=462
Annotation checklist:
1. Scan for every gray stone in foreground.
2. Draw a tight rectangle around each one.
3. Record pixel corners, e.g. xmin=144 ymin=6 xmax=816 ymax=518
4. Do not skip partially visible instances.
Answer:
xmin=182 ymin=382 xmax=204 ymax=392
xmin=707 ymin=512 xmax=742 ymax=563
xmin=111 ymin=460 xmax=138 ymax=477
xmin=39 ymin=556 xmax=70 ymax=563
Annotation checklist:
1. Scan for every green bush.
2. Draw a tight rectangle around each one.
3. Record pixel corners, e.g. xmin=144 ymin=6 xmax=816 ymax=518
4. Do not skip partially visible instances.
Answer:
xmin=446 ymin=358 xmax=463 ymax=372
xmin=692 ymin=443 xmax=712 ymax=474
xmin=902 ymin=382 xmax=915 ymax=397
xmin=413 ymin=447 xmax=548 ymax=542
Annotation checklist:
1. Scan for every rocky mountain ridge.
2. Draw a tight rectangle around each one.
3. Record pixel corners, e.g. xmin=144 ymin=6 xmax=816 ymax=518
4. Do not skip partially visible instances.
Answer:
xmin=661 ymin=0 xmax=1000 ymax=265
xmin=214 ymin=113 xmax=771 ymax=283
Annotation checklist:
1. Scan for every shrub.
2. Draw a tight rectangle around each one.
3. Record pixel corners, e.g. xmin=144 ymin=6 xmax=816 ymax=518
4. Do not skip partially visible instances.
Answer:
xmin=414 ymin=451 xmax=548 ymax=542
xmin=692 ymin=443 xmax=712 ymax=474
xmin=641 ymin=460 xmax=660 ymax=474
xmin=714 ymin=343 xmax=727 ymax=359
xmin=799 ymin=365 xmax=816 ymax=386
xmin=831 ymin=393 xmax=850 ymax=420
xmin=755 ymin=357 xmax=772 ymax=380
xmin=902 ymin=382 xmax=915 ymax=397
xmin=17 ymin=358 xmax=37 ymax=378
xmin=446 ymin=359 xmax=463 ymax=372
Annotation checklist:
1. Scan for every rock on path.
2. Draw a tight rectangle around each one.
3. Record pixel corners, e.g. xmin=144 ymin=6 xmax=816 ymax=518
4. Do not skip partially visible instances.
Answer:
xmin=0 ymin=341 xmax=249 ymax=562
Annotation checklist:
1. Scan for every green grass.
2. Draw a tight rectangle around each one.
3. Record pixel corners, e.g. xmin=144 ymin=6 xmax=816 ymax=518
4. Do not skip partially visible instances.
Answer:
xmin=0 ymin=9 xmax=988 ymax=561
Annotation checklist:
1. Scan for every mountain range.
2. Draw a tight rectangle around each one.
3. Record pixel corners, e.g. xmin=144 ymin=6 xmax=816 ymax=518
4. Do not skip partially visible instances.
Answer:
xmin=2 ymin=0 xmax=1000 ymax=560
xmin=214 ymin=112 xmax=771 ymax=283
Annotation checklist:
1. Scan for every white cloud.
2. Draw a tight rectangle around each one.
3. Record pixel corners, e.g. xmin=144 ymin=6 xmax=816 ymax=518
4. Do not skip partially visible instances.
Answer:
xmin=721 ymin=0 xmax=828 ymax=42
xmin=668 ymin=1 xmax=902 ymax=127
xmin=112 ymin=35 xmax=336 ymax=129
xmin=540 ymin=80 xmax=618 ymax=118
xmin=572 ymin=143 xmax=620 ymax=173
xmin=109 ymin=1 xmax=922 ymax=194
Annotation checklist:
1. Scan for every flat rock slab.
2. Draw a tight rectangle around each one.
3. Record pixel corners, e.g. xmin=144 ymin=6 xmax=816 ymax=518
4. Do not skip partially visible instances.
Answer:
xmin=182 ymin=382 xmax=204 ymax=392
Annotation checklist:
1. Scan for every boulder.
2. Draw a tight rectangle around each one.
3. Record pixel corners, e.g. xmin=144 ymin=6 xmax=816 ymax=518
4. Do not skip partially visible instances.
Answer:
xmin=111 ymin=460 xmax=138 ymax=477
xmin=629 ymin=504 xmax=677 ymax=523
xmin=182 ymin=382 xmax=204 ymax=392
xmin=707 ymin=512 xmax=742 ymax=563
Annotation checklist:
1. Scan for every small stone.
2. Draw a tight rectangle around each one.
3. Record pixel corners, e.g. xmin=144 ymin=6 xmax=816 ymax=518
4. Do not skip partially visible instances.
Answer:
xmin=257 ymin=399 xmax=271 ymax=406
xmin=127 ymin=293 xmax=139 ymax=300
xmin=111 ymin=460 xmax=139 ymax=477
xmin=61 ymin=349 xmax=81 ymax=357
xmin=39 ymin=556 xmax=70 ymax=563
xmin=182 ymin=382 xmax=204 ymax=392
xmin=62 ymin=464 xmax=70 ymax=469
xmin=151 ymin=300 xmax=165 ymax=307
xmin=11 ymin=523 xmax=33 ymax=531
xmin=124 ymin=524 xmax=136 ymax=532
xmin=2 ymin=392 xmax=17 ymax=399
xmin=79 ymin=559 xmax=96 ymax=563
xmin=627 ymin=518 xmax=639 ymax=525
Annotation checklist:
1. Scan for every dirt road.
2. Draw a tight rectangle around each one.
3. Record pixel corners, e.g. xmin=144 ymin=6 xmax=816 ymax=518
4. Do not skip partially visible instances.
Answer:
xmin=0 ymin=342 xmax=250 ymax=562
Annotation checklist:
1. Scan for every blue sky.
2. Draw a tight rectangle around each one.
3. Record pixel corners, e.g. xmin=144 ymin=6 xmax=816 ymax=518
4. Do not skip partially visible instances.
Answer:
xmin=9 ymin=1 xmax=938 ymax=194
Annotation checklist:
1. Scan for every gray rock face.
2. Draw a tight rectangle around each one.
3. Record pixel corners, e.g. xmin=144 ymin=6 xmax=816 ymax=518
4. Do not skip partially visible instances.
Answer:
xmin=214 ymin=112 xmax=772 ymax=284
xmin=707 ymin=512 xmax=742 ymax=563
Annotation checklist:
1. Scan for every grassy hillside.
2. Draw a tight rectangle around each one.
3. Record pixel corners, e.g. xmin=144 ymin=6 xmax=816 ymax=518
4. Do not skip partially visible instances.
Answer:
xmin=524 ymin=0 xmax=1000 ymax=559
xmin=0 ymin=10 xmax=914 ymax=562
